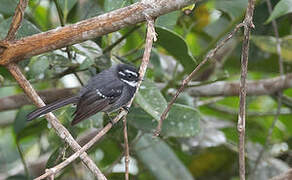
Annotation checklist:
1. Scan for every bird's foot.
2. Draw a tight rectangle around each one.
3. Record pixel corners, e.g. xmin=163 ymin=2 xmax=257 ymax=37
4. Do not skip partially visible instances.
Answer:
xmin=123 ymin=106 xmax=130 ymax=113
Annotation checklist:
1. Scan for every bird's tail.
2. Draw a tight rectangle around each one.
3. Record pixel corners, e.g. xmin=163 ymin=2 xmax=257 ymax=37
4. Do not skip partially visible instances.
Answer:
xmin=27 ymin=96 xmax=79 ymax=121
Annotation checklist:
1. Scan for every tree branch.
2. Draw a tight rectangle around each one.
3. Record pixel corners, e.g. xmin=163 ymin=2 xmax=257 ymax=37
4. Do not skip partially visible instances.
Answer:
xmin=2 ymin=72 xmax=292 ymax=113
xmin=123 ymin=116 xmax=130 ymax=180
xmin=0 ymin=0 xmax=194 ymax=65
xmin=0 ymin=88 xmax=78 ymax=112
xmin=5 ymin=0 xmax=28 ymax=41
xmin=188 ymin=73 xmax=292 ymax=97
xmin=6 ymin=63 xmax=106 ymax=180
xmin=237 ymin=0 xmax=256 ymax=179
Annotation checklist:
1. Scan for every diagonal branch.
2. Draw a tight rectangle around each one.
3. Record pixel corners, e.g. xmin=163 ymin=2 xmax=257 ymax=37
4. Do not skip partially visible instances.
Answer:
xmin=154 ymin=23 xmax=245 ymax=136
xmin=5 ymin=0 xmax=28 ymax=41
xmin=34 ymin=15 xmax=157 ymax=180
xmin=7 ymin=63 xmax=106 ymax=180
xmin=0 ymin=0 xmax=27 ymax=55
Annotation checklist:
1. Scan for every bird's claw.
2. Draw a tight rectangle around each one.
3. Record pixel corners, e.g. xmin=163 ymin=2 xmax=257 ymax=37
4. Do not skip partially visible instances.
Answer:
xmin=123 ymin=106 xmax=130 ymax=113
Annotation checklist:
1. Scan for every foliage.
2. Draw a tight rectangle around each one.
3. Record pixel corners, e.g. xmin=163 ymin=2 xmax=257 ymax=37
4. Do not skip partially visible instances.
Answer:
xmin=0 ymin=0 xmax=292 ymax=179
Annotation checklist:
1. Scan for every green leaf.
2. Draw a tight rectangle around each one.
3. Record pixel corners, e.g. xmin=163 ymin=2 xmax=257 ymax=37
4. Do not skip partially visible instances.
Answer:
xmin=72 ymin=40 xmax=103 ymax=70
xmin=156 ymin=11 xmax=180 ymax=29
xmin=46 ymin=147 xmax=62 ymax=168
xmin=0 ymin=17 xmax=41 ymax=39
xmin=128 ymin=104 xmax=200 ymax=137
xmin=135 ymin=80 xmax=167 ymax=121
xmin=17 ymin=119 xmax=47 ymax=140
xmin=0 ymin=0 xmax=18 ymax=16
xmin=14 ymin=106 xmax=34 ymax=135
xmin=150 ymin=50 xmax=164 ymax=79
xmin=251 ymin=35 xmax=292 ymax=61
xmin=162 ymin=104 xmax=199 ymax=137
xmin=78 ymin=0 xmax=103 ymax=20
xmin=75 ymin=112 xmax=104 ymax=129
xmin=155 ymin=26 xmax=196 ymax=73
xmin=29 ymin=0 xmax=51 ymax=30
xmin=204 ymin=16 xmax=230 ymax=38
xmin=215 ymin=0 xmax=248 ymax=20
xmin=28 ymin=54 xmax=50 ymax=79
xmin=134 ymin=134 xmax=194 ymax=180
xmin=57 ymin=0 xmax=78 ymax=20
xmin=104 ymin=0 xmax=131 ymax=12
xmin=266 ymin=0 xmax=292 ymax=24
xmin=6 ymin=175 xmax=28 ymax=180
xmin=0 ymin=14 xmax=4 ymax=23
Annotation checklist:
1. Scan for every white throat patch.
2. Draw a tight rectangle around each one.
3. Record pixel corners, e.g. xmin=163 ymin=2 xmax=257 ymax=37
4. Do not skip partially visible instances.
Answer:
xmin=121 ymin=79 xmax=138 ymax=87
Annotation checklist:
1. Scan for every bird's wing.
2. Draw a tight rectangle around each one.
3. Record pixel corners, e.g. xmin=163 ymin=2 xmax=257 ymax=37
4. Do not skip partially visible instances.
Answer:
xmin=71 ymin=84 xmax=123 ymax=125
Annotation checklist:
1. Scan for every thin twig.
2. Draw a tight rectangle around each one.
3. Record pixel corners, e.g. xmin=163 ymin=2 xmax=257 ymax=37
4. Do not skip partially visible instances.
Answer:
xmin=0 ymin=0 xmax=28 ymax=54
xmin=154 ymin=23 xmax=245 ymax=136
xmin=34 ymin=16 xmax=156 ymax=180
xmin=53 ymin=0 xmax=84 ymax=86
xmin=237 ymin=0 xmax=256 ymax=179
xmin=250 ymin=0 xmax=284 ymax=178
xmin=123 ymin=116 xmax=130 ymax=180
xmin=104 ymin=132 xmax=144 ymax=176
xmin=5 ymin=0 xmax=28 ymax=41
xmin=103 ymin=25 xmax=141 ymax=54
xmin=121 ymin=41 xmax=144 ymax=57
xmin=6 ymin=63 xmax=106 ymax=180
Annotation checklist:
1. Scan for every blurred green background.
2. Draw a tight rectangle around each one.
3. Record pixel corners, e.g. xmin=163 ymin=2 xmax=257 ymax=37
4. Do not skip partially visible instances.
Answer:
xmin=0 ymin=0 xmax=292 ymax=179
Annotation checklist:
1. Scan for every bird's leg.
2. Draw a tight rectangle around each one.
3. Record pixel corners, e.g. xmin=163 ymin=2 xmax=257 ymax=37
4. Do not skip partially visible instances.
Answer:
xmin=122 ymin=106 xmax=130 ymax=112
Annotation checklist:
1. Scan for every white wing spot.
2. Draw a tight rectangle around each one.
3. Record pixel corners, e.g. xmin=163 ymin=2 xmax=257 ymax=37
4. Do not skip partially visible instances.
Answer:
xmin=96 ymin=89 xmax=107 ymax=98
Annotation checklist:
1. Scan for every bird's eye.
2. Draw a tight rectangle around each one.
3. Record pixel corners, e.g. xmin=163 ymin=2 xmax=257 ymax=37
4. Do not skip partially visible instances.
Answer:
xmin=127 ymin=74 xmax=132 ymax=79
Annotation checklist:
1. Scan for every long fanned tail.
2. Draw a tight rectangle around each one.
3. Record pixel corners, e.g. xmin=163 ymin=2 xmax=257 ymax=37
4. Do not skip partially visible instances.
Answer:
xmin=27 ymin=96 xmax=79 ymax=121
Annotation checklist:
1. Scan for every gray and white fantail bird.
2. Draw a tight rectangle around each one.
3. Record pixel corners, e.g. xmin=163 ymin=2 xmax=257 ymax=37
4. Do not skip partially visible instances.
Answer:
xmin=27 ymin=64 xmax=140 ymax=125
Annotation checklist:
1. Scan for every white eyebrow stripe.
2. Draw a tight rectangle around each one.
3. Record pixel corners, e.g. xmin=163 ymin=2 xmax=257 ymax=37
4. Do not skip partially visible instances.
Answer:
xmin=118 ymin=71 xmax=126 ymax=76
xmin=124 ymin=69 xmax=138 ymax=77
xmin=121 ymin=79 xmax=138 ymax=87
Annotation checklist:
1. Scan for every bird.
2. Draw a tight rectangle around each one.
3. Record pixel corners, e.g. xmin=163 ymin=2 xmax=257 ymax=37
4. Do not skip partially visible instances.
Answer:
xmin=27 ymin=64 xmax=140 ymax=125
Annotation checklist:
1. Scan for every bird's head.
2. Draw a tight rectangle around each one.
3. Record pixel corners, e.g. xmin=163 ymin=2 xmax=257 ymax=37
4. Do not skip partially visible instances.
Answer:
xmin=117 ymin=64 xmax=140 ymax=87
